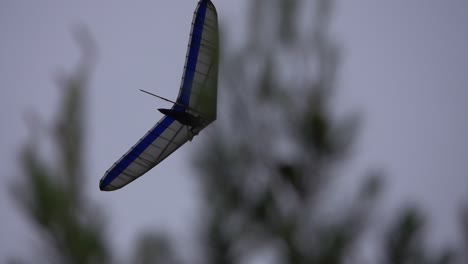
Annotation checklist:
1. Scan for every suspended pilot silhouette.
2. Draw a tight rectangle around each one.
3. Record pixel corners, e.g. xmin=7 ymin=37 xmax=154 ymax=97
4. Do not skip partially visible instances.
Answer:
xmin=100 ymin=0 xmax=218 ymax=191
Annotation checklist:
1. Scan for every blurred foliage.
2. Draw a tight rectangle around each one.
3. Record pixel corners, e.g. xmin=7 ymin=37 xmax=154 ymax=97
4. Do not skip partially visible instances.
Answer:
xmin=10 ymin=30 xmax=178 ymax=264
xmin=10 ymin=0 xmax=466 ymax=264
xmin=11 ymin=30 xmax=109 ymax=264
xmin=130 ymin=232 xmax=180 ymax=264
xmin=193 ymin=0 xmax=463 ymax=263
xmin=382 ymin=207 xmax=455 ymax=264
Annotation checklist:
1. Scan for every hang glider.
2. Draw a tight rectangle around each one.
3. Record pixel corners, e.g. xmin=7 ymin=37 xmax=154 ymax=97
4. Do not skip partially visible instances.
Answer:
xmin=99 ymin=0 xmax=219 ymax=191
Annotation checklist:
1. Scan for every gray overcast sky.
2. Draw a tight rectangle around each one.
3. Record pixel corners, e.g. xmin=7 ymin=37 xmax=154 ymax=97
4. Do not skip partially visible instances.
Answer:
xmin=1 ymin=0 xmax=467 ymax=261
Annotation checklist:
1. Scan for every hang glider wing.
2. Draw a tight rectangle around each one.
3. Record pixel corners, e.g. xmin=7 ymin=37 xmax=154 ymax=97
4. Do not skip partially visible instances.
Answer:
xmin=99 ymin=0 xmax=218 ymax=191
xmin=176 ymin=0 xmax=219 ymax=132
xmin=99 ymin=117 xmax=190 ymax=191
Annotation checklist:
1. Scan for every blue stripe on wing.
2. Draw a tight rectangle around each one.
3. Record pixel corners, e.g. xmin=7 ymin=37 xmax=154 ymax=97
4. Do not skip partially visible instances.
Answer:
xmin=175 ymin=0 xmax=208 ymax=111
xmin=99 ymin=116 xmax=175 ymax=190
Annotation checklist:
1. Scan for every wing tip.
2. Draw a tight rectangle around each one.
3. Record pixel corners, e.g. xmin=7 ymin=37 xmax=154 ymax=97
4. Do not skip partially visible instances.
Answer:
xmin=201 ymin=0 xmax=218 ymax=17
xmin=99 ymin=177 xmax=114 ymax=191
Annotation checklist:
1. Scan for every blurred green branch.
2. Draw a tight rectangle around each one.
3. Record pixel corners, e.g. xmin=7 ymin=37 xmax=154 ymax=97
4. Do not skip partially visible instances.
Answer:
xmin=9 ymin=1 xmax=465 ymax=264
xmin=11 ymin=29 xmax=109 ymax=264
xmin=10 ymin=29 xmax=179 ymax=264
xmin=193 ymin=0 xmax=463 ymax=263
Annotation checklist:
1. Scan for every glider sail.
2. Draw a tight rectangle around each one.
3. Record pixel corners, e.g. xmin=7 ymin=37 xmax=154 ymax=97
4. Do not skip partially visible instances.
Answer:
xmin=99 ymin=0 xmax=218 ymax=191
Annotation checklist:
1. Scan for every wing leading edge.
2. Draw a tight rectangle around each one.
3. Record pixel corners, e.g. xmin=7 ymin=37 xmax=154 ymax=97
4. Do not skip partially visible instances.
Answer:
xmin=99 ymin=0 xmax=218 ymax=191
